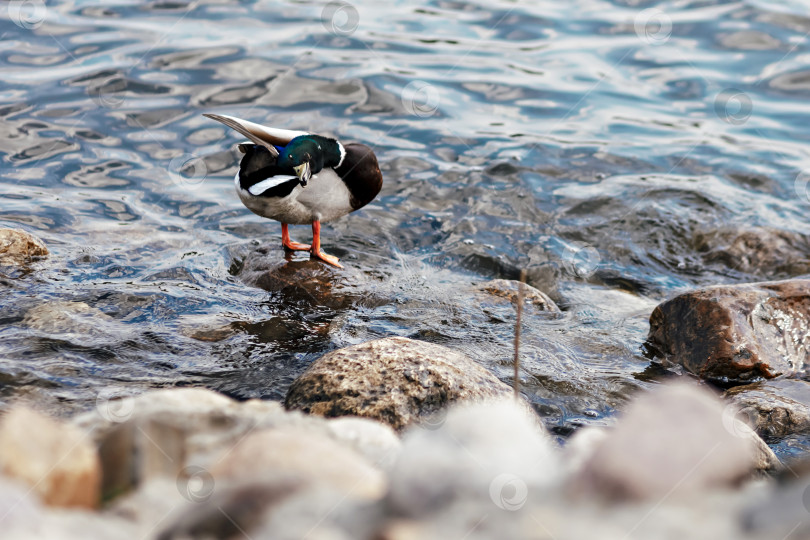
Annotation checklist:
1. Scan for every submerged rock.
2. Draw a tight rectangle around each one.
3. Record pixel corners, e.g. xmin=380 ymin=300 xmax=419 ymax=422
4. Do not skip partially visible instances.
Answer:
xmin=23 ymin=301 xmax=114 ymax=337
xmin=0 ymin=227 xmax=48 ymax=265
xmin=571 ymin=382 xmax=777 ymax=501
xmin=475 ymin=278 xmax=560 ymax=313
xmin=695 ymin=227 xmax=810 ymax=278
xmin=284 ymin=337 xmax=514 ymax=430
xmin=0 ymin=407 xmax=100 ymax=509
xmin=726 ymin=378 xmax=810 ymax=439
xmin=646 ymin=279 xmax=810 ymax=383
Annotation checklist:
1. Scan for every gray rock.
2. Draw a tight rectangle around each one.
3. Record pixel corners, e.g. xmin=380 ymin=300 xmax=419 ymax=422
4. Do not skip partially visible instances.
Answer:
xmin=387 ymin=398 xmax=559 ymax=518
xmin=210 ymin=426 xmax=387 ymax=501
xmin=571 ymin=382 xmax=774 ymax=501
xmin=23 ymin=301 xmax=114 ymax=337
xmin=0 ymin=227 xmax=48 ymax=265
xmin=326 ymin=416 xmax=401 ymax=471
xmin=726 ymin=378 xmax=810 ymax=439
xmin=285 ymin=337 xmax=515 ymax=430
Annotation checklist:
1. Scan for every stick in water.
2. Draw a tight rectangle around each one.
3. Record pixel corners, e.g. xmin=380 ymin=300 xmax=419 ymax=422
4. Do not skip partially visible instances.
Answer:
xmin=513 ymin=269 xmax=526 ymax=398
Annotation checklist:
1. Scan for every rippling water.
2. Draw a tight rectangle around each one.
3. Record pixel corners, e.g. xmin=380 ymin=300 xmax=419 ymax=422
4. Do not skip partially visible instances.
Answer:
xmin=2 ymin=0 xmax=810 ymax=451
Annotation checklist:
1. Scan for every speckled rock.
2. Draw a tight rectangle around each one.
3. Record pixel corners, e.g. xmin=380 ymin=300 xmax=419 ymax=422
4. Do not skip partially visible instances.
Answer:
xmin=726 ymin=378 xmax=810 ymax=439
xmin=23 ymin=301 xmax=114 ymax=337
xmin=571 ymin=382 xmax=777 ymax=501
xmin=285 ymin=337 xmax=514 ymax=430
xmin=646 ymin=279 xmax=810 ymax=383
xmin=0 ymin=407 xmax=100 ymax=509
xmin=475 ymin=278 xmax=560 ymax=313
xmin=0 ymin=227 xmax=48 ymax=265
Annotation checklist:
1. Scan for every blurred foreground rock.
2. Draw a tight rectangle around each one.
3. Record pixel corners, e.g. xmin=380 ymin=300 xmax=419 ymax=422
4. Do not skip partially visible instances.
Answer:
xmin=646 ymin=279 xmax=810 ymax=383
xmin=0 ymin=383 xmax=795 ymax=539
xmin=0 ymin=227 xmax=48 ymax=265
xmin=285 ymin=336 xmax=514 ymax=430
xmin=571 ymin=383 xmax=779 ymax=501
xmin=0 ymin=407 xmax=100 ymax=509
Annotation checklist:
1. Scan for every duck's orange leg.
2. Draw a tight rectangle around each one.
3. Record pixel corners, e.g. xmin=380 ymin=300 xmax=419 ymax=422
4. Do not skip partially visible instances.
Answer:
xmin=281 ymin=223 xmax=311 ymax=251
xmin=310 ymin=220 xmax=343 ymax=268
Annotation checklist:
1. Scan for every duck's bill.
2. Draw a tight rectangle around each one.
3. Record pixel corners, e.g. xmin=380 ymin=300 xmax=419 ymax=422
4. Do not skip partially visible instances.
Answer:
xmin=294 ymin=162 xmax=311 ymax=187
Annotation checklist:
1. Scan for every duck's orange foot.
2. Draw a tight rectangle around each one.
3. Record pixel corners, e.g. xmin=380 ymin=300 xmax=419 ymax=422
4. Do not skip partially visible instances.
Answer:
xmin=282 ymin=240 xmax=311 ymax=251
xmin=311 ymin=249 xmax=343 ymax=269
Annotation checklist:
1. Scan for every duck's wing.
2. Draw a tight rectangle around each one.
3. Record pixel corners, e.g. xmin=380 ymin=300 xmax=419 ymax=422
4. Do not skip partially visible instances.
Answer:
xmin=203 ymin=114 xmax=309 ymax=157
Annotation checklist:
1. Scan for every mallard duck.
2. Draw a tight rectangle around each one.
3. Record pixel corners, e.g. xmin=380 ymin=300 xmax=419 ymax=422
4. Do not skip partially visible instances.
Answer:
xmin=203 ymin=114 xmax=383 ymax=268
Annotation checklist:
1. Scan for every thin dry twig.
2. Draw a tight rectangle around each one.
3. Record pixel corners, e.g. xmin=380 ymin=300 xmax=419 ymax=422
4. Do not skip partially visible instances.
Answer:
xmin=513 ymin=269 xmax=526 ymax=398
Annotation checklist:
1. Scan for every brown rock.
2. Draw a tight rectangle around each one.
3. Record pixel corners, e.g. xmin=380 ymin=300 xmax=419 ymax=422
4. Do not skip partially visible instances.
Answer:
xmin=476 ymin=278 xmax=560 ymax=312
xmin=646 ymin=279 xmax=810 ymax=383
xmin=0 ymin=227 xmax=48 ymax=265
xmin=285 ymin=337 xmax=513 ymax=431
xmin=726 ymin=379 xmax=810 ymax=439
xmin=210 ymin=427 xmax=386 ymax=500
xmin=0 ymin=407 xmax=100 ymax=508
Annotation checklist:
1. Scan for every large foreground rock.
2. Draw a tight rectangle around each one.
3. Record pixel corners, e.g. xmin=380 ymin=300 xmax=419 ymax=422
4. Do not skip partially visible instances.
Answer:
xmin=0 ymin=227 xmax=48 ymax=265
xmin=571 ymin=382 xmax=778 ymax=501
xmin=0 ymin=407 xmax=100 ymax=508
xmin=726 ymin=379 xmax=810 ymax=439
xmin=646 ymin=279 xmax=810 ymax=383
xmin=285 ymin=337 xmax=514 ymax=430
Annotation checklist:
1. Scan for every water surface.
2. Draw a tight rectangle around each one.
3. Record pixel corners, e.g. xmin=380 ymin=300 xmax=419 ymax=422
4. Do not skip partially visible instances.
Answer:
xmin=2 ymin=0 xmax=810 ymax=453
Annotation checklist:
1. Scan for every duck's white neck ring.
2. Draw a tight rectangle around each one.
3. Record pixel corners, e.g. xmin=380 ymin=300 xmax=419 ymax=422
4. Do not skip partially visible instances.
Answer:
xmin=336 ymin=142 xmax=346 ymax=168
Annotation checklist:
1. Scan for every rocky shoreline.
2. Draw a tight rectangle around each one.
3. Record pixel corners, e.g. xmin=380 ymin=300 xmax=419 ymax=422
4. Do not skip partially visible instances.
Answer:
xmin=4 ymin=226 xmax=810 ymax=539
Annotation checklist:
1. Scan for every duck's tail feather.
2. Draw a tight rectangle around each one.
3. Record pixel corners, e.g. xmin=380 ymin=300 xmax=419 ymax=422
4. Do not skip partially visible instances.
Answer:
xmin=203 ymin=113 xmax=309 ymax=156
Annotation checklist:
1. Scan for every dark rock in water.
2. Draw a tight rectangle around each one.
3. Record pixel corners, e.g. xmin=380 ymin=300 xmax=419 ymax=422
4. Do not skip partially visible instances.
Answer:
xmin=284 ymin=337 xmax=514 ymax=431
xmin=646 ymin=279 xmax=810 ymax=384
xmin=694 ymin=227 xmax=810 ymax=278
xmin=726 ymin=379 xmax=810 ymax=439
xmin=236 ymin=247 xmax=378 ymax=310
xmin=475 ymin=278 xmax=560 ymax=313
xmin=0 ymin=227 xmax=48 ymax=265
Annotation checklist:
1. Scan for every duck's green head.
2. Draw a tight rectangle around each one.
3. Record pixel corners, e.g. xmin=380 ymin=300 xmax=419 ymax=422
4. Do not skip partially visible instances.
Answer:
xmin=277 ymin=135 xmax=343 ymax=187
